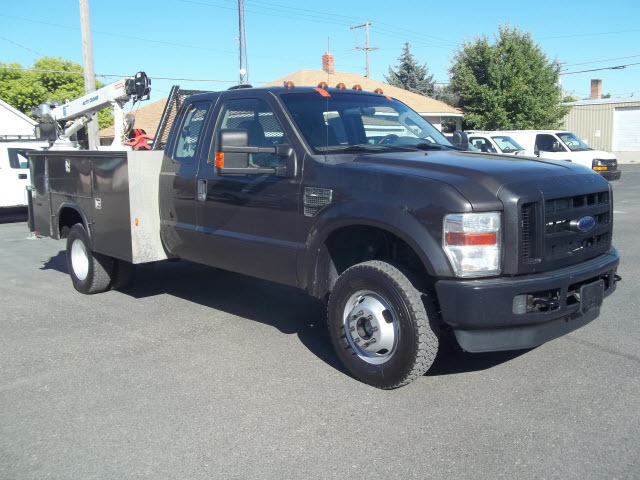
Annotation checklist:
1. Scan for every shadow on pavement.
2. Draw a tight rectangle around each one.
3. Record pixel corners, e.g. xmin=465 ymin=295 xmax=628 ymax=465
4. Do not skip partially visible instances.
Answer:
xmin=40 ymin=250 xmax=525 ymax=379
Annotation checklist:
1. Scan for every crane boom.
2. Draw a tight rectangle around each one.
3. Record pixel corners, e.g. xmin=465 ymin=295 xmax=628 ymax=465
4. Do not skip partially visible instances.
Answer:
xmin=32 ymin=72 xmax=151 ymax=150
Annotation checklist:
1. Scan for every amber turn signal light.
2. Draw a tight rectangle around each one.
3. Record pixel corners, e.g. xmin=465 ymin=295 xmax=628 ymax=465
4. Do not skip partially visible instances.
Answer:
xmin=215 ymin=152 xmax=224 ymax=168
xmin=445 ymin=232 xmax=497 ymax=246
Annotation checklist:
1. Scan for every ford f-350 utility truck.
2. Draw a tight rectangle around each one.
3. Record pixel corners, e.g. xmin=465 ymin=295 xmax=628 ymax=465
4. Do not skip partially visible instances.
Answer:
xmin=27 ymin=84 xmax=620 ymax=389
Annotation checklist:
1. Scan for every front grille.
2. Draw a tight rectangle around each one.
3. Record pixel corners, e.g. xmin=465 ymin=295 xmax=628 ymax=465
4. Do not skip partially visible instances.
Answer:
xmin=521 ymin=202 xmax=538 ymax=264
xmin=543 ymin=190 xmax=611 ymax=262
xmin=518 ymin=190 xmax=612 ymax=272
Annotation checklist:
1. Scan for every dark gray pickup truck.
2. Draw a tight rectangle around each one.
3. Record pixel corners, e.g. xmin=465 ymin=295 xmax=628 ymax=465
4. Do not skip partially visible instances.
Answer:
xmin=28 ymin=85 xmax=620 ymax=388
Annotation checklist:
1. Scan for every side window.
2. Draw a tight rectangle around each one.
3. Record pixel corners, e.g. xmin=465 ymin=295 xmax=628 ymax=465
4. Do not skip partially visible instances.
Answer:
xmin=535 ymin=134 xmax=561 ymax=152
xmin=174 ymin=101 xmax=210 ymax=162
xmin=8 ymin=149 xmax=31 ymax=169
xmin=469 ymin=137 xmax=496 ymax=153
xmin=214 ymin=98 xmax=289 ymax=167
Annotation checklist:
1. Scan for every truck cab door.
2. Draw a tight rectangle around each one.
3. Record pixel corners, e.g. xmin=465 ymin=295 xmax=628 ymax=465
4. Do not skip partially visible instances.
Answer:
xmin=2 ymin=148 xmax=32 ymax=208
xmin=159 ymin=100 xmax=215 ymax=262
xmin=193 ymin=92 xmax=303 ymax=286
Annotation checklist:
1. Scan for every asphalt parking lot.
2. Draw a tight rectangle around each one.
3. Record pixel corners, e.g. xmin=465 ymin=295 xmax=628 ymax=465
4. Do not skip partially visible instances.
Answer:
xmin=1 ymin=166 xmax=639 ymax=479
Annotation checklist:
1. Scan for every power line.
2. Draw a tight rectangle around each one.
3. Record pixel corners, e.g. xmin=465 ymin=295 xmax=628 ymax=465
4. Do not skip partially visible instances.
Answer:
xmin=0 ymin=36 xmax=42 ymax=56
xmin=540 ymin=28 xmax=640 ymax=40
xmin=0 ymin=66 xmax=253 ymax=83
xmin=563 ymin=54 xmax=640 ymax=67
xmin=562 ymin=62 xmax=640 ymax=75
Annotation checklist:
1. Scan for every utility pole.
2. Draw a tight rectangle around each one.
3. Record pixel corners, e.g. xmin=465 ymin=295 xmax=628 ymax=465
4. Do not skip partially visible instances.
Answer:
xmin=238 ymin=0 xmax=248 ymax=84
xmin=350 ymin=21 xmax=378 ymax=78
xmin=79 ymin=0 xmax=99 ymax=150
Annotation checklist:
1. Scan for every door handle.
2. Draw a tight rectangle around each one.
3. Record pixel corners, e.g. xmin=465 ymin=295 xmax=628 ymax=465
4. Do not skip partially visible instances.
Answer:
xmin=197 ymin=179 xmax=207 ymax=201
xmin=18 ymin=173 xmax=28 ymax=180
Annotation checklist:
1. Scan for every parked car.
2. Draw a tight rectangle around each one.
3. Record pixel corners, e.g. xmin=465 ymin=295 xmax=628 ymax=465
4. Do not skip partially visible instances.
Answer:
xmin=480 ymin=130 xmax=620 ymax=180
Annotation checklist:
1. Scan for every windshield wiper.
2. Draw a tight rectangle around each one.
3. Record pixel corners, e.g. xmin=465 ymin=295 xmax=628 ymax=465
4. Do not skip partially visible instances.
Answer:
xmin=319 ymin=144 xmax=389 ymax=153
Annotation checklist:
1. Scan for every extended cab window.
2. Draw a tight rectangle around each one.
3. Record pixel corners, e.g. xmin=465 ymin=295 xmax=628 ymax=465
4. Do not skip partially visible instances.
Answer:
xmin=214 ymin=98 xmax=289 ymax=167
xmin=174 ymin=101 xmax=210 ymax=162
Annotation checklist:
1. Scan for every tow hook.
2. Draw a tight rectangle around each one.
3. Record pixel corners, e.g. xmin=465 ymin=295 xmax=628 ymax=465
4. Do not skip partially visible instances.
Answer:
xmin=614 ymin=274 xmax=622 ymax=282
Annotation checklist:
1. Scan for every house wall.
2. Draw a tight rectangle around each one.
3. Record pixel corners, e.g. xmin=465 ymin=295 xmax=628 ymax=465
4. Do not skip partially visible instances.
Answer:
xmin=563 ymin=101 xmax=640 ymax=153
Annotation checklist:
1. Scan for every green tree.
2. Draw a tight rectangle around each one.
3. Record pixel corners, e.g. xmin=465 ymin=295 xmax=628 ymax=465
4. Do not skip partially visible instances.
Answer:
xmin=449 ymin=26 xmax=569 ymax=130
xmin=0 ymin=57 xmax=113 ymax=130
xmin=385 ymin=43 xmax=436 ymax=96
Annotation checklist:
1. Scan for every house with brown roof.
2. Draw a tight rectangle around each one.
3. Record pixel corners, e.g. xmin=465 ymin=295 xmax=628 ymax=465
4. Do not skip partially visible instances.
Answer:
xmin=263 ymin=52 xmax=463 ymax=131
xmin=99 ymin=52 xmax=463 ymax=144
xmin=99 ymin=98 xmax=167 ymax=145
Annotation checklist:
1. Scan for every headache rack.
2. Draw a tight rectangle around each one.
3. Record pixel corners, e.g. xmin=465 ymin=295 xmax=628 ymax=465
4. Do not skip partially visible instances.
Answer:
xmin=151 ymin=86 xmax=210 ymax=150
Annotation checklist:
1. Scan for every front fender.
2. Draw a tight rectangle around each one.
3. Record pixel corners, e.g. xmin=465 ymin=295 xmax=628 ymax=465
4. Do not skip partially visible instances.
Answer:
xmin=299 ymin=201 xmax=454 ymax=295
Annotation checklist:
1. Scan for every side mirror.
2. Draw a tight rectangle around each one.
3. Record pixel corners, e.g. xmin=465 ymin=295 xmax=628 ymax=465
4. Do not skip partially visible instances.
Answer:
xmin=219 ymin=129 xmax=251 ymax=169
xmin=551 ymin=141 xmax=563 ymax=152
xmin=216 ymin=128 xmax=292 ymax=177
xmin=452 ymin=130 xmax=469 ymax=150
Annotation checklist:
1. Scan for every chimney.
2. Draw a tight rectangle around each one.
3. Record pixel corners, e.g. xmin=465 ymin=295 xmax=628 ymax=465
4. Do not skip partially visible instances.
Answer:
xmin=322 ymin=51 xmax=334 ymax=74
xmin=590 ymin=79 xmax=602 ymax=99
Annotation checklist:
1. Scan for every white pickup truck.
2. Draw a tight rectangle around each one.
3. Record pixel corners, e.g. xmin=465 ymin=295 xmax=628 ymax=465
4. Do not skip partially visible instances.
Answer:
xmin=0 ymin=139 xmax=52 ymax=209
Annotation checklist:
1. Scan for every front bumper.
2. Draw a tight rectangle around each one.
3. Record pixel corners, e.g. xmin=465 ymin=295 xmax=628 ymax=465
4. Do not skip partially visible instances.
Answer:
xmin=599 ymin=169 xmax=621 ymax=181
xmin=435 ymin=247 xmax=620 ymax=352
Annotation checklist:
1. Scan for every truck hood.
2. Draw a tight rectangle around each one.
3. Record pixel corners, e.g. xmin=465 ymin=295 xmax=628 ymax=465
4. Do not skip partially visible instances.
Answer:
xmin=352 ymin=150 xmax=588 ymax=211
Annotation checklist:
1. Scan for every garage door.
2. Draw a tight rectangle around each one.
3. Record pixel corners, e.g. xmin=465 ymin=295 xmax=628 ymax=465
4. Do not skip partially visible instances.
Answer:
xmin=613 ymin=107 xmax=640 ymax=151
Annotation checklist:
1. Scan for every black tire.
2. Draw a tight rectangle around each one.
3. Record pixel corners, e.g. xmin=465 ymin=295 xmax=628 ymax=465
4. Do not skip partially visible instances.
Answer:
xmin=112 ymin=259 xmax=136 ymax=291
xmin=327 ymin=260 xmax=439 ymax=389
xmin=66 ymin=224 xmax=113 ymax=294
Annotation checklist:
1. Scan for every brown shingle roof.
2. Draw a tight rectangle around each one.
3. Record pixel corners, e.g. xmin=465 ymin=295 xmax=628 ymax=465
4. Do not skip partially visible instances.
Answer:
xmin=263 ymin=69 xmax=462 ymax=115
xmin=99 ymin=98 xmax=167 ymax=138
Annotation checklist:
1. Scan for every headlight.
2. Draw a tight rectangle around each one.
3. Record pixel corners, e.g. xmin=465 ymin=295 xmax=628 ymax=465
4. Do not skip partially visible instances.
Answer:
xmin=443 ymin=212 xmax=501 ymax=277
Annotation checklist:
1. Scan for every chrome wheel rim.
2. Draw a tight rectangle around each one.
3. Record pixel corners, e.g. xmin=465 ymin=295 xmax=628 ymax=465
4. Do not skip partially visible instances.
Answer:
xmin=342 ymin=289 xmax=399 ymax=365
xmin=71 ymin=239 xmax=89 ymax=281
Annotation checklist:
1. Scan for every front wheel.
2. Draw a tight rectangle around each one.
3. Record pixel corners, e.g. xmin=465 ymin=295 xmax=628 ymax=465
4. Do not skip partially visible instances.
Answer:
xmin=66 ymin=224 xmax=113 ymax=294
xmin=327 ymin=261 xmax=439 ymax=389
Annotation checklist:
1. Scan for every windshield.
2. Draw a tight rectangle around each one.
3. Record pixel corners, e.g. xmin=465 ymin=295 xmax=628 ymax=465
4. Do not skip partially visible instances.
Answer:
xmin=279 ymin=92 xmax=452 ymax=153
xmin=491 ymin=136 xmax=524 ymax=153
xmin=557 ymin=132 xmax=592 ymax=151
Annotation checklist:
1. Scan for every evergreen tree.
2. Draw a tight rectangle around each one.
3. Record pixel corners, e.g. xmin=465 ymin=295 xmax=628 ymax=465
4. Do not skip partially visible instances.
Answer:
xmin=449 ymin=25 xmax=569 ymax=130
xmin=385 ymin=43 xmax=436 ymax=97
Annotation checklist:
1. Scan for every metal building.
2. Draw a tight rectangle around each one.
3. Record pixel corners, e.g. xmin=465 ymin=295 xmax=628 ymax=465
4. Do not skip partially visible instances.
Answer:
xmin=562 ymin=97 xmax=640 ymax=163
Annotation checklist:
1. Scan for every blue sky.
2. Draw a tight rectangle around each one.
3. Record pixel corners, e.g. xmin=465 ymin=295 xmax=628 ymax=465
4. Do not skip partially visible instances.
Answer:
xmin=1 ymin=0 xmax=639 ymax=104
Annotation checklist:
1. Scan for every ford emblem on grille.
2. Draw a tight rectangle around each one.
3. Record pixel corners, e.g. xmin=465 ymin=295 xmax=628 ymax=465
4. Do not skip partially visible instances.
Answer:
xmin=572 ymin=215 xmax=596 ymax=233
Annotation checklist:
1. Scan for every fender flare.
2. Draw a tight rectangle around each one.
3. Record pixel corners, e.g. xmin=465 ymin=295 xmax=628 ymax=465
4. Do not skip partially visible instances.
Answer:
xmin=56 ymin=202 xmax=91 ymax=242
xmin=299 ymin=201 xmax=452 ymax=296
